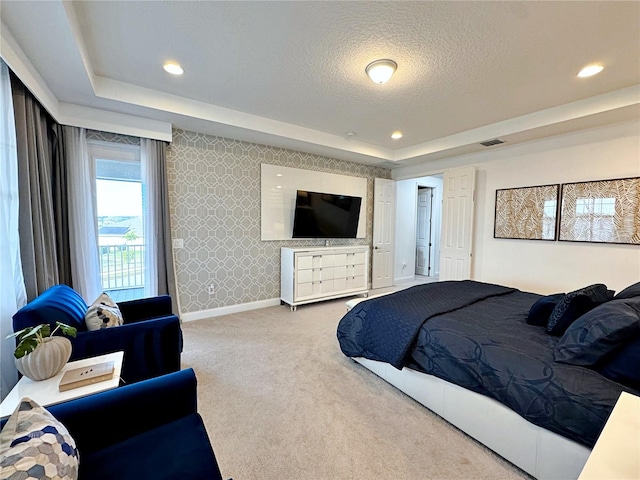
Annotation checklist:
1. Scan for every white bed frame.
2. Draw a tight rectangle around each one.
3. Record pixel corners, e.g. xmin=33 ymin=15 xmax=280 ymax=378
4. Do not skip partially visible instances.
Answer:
xmin=344 ymin=295 xmax=591 ymax=480
xmin=352 ymin=357 xmax=591 ymax=480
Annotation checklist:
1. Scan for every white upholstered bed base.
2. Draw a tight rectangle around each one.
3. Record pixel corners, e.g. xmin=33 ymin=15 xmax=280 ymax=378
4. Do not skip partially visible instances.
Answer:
xmin=353 ymin=357 xmax=591 ymax=480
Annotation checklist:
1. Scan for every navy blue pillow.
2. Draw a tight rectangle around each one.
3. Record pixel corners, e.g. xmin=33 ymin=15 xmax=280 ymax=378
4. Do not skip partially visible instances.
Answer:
xmin=597 ymin=333 xmax=640 ymax=390
xmin=546 ymin=284 xmax=610 ymax=336
xmin=614 ymin=281 xmax=640 ymax=300
xmin=13 ymin=284 xmax=88 ymax=333
xmin=554 ymin=297 xmax=640 ymax=366
xmin=527 ymin=293 xmax=565 ymax=326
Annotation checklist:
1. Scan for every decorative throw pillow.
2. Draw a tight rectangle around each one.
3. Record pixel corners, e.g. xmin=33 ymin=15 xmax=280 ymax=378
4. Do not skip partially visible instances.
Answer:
xmin=13 ymin=285 xmax=88 ymax=332
xmin=526 ymin=293 xmax=565 ymax=326
xmin=85 ymin=292 xmax=123 ymax=331
xmin=614 ymin=281 xmax=640 ymax=300
xmin=554 ymin=297 xmax=640 ymax=366
xmin=546 ymin=284 xmax=610 ymax=336
xmin=0 ymin=398 xmax=78 ymax=480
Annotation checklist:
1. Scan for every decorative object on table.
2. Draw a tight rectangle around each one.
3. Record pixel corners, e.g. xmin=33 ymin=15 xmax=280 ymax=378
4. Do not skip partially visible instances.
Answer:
xmin=84 ymin=292 xmax=124 ymax=330
xmin=59 ymin=361 xmax=115 ymax=392
xmin=10 ymin=322 xmax=77 ymax=381
xmin=559 ymin=176 xmax=640 ymax=244
xmin=494 ymin=184 xmax=559 ymax=240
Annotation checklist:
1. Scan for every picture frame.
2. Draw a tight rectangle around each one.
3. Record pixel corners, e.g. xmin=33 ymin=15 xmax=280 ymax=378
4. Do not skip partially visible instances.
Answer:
xmin=494 ymin=184 xmax=559 ymax=240
xmin=558 ymin=177 xmax=640 ymax=245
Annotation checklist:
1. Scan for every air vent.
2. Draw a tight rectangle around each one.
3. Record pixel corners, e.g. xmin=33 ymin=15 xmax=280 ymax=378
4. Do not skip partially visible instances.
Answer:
xmin=480 ymin=138 xmax=505 ymax=147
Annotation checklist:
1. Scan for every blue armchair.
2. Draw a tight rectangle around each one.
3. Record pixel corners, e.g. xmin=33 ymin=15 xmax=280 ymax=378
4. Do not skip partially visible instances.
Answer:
xmin=0 ymin=369 xmax=224 ymax=479
xmin=12 ymin=285 xmax=183 ymax=384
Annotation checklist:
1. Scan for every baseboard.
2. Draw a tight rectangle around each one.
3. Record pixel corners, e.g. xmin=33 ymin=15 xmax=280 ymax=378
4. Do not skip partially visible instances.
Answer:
xmin=181 ymin=298 xmax=281 ymax=322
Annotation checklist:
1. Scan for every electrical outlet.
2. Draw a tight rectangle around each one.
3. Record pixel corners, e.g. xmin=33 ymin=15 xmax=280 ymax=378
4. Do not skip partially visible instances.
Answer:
xmin=173 ymin=238 xmax=184 ymax=249
xmin=208 ymin=284 xmax=215 ymax=295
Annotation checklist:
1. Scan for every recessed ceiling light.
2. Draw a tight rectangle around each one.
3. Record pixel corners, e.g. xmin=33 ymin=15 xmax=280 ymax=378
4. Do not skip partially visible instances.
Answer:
xmin=365 ymin=59 xmax=397 ymax=84
xmin=163 ymin=62 xmax=184 ymax=75
xmin=391 ymin=131 xmax=403 ymax=139
xmin=577 ymin=64 xmax=603 ymax=78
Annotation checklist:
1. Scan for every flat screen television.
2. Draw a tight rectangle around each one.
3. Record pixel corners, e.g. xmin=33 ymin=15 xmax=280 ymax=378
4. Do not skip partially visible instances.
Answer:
xmin=292 ymin=190 xmax=362 ymax=238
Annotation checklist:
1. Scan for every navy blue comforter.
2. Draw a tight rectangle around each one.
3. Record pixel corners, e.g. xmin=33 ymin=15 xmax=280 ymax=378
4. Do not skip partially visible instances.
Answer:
xmin=337 ymin=280 xmax=636 ymax=447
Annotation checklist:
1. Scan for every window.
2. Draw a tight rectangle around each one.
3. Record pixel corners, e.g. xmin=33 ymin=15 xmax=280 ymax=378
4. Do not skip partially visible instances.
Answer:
xmin=88 ymin=141 xmax=147 ymax=302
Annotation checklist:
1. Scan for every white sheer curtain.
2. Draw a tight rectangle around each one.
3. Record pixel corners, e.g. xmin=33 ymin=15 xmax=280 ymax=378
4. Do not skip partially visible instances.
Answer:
xmin=141 ymin=138 xmax=159 ymax=297
xmin=0 ymin=59 xmax=27 ymax=400
xmin=64 ymin=126 xmax=102 ymax=303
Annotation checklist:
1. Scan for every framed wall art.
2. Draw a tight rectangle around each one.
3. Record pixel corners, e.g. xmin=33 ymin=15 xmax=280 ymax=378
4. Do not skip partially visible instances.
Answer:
xmin=558 ymin=177 xmax=640 ymax=245
xmin=494 ymin=184 xmax=559 ymax=240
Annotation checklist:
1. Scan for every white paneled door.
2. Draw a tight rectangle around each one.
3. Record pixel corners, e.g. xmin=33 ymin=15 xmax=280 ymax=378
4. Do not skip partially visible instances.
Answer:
xmin=372 ymin=178 xmax=395 ymax=289
xmin=440 ymin=167 xmax=476 ymax=280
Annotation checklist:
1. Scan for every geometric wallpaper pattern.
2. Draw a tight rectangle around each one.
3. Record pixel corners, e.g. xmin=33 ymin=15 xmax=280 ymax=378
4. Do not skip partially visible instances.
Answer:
xmin=166 ymin=129 xmax=391 ymax=313
xmin=86 ymin=128 xmax=391 ymax=313
xmin=86 ymin=129 xmax=140 ymax=145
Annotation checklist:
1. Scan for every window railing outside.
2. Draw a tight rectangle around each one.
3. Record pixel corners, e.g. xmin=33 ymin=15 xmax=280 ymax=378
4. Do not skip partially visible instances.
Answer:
xmin=99 ymin=244 xmax=145 ymax=290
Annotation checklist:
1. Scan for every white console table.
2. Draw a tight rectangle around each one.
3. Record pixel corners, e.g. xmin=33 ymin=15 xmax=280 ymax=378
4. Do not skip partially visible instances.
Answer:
xmin=281 ymin=246 xmax=369 ymax=311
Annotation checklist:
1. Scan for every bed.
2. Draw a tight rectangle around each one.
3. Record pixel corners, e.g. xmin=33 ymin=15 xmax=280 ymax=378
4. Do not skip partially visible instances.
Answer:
xmin=337 ymin=280 xmax=640 ymax=480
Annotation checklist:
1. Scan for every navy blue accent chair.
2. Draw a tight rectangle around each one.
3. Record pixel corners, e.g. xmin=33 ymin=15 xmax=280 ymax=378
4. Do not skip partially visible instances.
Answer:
xmin=13 ymin=285 xmax=183 ymax=384
xmin=0 ymin=369 xmax=223 ymax=480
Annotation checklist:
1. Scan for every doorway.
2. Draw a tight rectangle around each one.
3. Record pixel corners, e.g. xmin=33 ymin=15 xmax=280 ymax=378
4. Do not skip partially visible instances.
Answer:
xmin=416 ymin=187 xmax=434 ymax=277
xmin=393 ymin=175 xmax=443 ymax=283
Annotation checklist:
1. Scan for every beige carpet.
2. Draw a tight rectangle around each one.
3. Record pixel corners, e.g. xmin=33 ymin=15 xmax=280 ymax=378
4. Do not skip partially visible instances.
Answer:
xmin=181 ymin=298 xmax=531 ymax=480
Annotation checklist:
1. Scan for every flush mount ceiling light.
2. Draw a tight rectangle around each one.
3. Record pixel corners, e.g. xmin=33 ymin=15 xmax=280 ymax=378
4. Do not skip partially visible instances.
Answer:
xmin=391 ymin=131 xmax=403 ymax=139
xmin=577 ymin=64 xmax=603 ymax=78
xmin=365 ymin=59 xmax=397 ymax=84
xmin=163 ymin=62 xmax=184 ymax=75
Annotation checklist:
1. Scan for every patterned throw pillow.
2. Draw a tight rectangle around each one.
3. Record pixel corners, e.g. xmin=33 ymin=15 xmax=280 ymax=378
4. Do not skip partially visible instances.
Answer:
xmin=84 ymin=292 xmax=124 ymax=331
xmin=0 ymin=398 xmax=78 ymax=480
xmin=546 ymin=284 xmax=610 ymax=336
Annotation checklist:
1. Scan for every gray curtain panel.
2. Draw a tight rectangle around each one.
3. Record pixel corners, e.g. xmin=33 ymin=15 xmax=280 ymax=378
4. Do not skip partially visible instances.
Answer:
xmin=53 ymin=125 xmax=72 ymax=286
xmin=10 ymin=72 xmax=70 ymax=300
xmin=147 ymin=140 xmax=178 ymax=313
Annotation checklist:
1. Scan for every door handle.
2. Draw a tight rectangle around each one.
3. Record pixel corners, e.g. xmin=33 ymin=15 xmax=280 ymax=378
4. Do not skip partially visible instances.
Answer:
xmin=374 ymin=246 xmax=379 ymax=249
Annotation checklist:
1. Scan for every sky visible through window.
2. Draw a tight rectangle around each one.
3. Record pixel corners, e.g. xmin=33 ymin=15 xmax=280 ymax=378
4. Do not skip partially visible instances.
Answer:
xmin=96 ymin=179 xmax=142 ymax=217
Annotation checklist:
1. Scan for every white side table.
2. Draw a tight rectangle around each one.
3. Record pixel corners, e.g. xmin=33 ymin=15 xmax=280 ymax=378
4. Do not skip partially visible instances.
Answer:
xmin=578 ymin=391 xmax=640 ymax=480
xmin=0 ymin=351 xmax=124 ymax=418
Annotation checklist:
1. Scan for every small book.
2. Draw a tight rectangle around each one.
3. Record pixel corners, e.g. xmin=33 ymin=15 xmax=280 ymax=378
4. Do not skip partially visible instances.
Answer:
xmin=59 ymin=361 xmax=115 ymax=392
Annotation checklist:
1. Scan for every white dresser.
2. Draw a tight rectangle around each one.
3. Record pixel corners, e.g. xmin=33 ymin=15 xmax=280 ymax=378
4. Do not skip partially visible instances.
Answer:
xmin=281 ymin=246 xmax=369 ymax=311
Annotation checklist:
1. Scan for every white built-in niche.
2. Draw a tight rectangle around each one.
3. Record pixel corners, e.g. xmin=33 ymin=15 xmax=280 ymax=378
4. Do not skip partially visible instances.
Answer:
xmin=260 ymin=164 xmax=367 ymax=241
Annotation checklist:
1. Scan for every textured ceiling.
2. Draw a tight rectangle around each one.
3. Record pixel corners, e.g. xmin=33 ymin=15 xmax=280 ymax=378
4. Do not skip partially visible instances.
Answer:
xmin=1 ymin=1 xmax=639 ymax=167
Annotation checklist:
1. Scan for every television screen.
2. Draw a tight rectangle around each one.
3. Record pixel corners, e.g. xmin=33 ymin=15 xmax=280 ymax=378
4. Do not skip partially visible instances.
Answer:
xmin=292 ymin=190 xmax=362 ymax=238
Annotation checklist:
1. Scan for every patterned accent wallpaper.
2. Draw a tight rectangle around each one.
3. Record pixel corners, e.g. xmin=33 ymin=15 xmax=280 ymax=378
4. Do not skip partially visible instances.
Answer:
xmin=166 ymin=129 xmax=391 ymax=313
xmin=86 ymin=129 xmax=140 ymax=145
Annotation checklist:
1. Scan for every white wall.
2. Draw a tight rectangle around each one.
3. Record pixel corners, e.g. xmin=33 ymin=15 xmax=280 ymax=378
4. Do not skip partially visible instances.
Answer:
xmin=393 ymin=119 xmax=640 ymax=295
xmin=394 ymin=176 xmax=443 ymax=282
